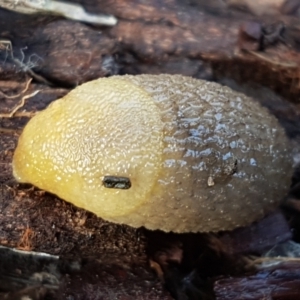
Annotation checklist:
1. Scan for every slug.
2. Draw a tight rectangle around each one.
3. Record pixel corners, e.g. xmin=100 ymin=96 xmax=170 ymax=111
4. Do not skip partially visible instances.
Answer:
xmin=12 ymin=74 xmax=292 ymax=233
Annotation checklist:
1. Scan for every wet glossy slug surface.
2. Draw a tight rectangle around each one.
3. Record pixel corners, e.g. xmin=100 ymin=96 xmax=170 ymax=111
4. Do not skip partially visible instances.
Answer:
xmin=13 ymin=75 xmax=292 ymax=232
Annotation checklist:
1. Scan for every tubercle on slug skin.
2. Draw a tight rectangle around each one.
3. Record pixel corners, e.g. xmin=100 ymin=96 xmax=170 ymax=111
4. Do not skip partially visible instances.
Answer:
xmin=12 ymin=74 xmax=293 ymax=233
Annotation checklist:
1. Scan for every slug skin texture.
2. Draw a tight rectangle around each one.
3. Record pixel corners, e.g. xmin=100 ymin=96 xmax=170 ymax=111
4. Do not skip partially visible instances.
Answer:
xmin=13 ymin=75 xmax=292 ymax=233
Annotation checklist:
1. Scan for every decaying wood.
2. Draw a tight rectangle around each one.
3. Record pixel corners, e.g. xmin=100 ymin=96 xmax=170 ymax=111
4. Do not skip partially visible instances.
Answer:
xmin=0 ymin=0 xmax=299 ymax=97
xmin=0 ymin=246 xmax=172 ymax=300
xmin=214 ymin=260 xmax=300 ymax=300
xmin=218 ymin=210 xmax=292 ymax=255
xmin=1 ymin=0 xmax=300 ymax=299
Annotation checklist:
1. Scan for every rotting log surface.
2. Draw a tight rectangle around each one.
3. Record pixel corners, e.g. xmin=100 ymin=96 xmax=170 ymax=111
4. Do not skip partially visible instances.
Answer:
xmin=214 ymin=261 xmax=300 ymax=300
xmin=1 ymin=0 xmax=300 ymax=299
xmin=0 ymin=0 xmax=300 ymax=97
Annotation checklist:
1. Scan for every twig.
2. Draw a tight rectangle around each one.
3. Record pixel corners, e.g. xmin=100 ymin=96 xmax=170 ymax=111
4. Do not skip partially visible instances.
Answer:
xmin=248 ymin=256 xmax=300 ymax=269
xmin=0 ymin=127 xmax=22 ymax=135
xmin=253 ymin=257 xmax=300 ymax=263
xmin=8 ymin=90 xmax=39 ymax=118
xmin=0 ymin=78 xmax=32 ymax=99
xmin=0 ymin=39 xmax=12 ymax=63
xmin=0 ymin=90 xmax=40 ymax=118
xmin=11 ymin=111 xmax=37 ymax=117
xmin=245 ymin=49 xmax=298 ymax=68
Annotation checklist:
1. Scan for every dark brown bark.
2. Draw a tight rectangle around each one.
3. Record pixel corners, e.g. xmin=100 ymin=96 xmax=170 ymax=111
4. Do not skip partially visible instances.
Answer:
xmin=1 ymin=1 xmax=300 ymax=299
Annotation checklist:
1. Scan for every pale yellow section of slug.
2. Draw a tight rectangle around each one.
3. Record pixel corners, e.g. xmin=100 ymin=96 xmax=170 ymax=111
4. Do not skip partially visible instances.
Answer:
xmin=13 ymin=78 xmax=164 ymax=218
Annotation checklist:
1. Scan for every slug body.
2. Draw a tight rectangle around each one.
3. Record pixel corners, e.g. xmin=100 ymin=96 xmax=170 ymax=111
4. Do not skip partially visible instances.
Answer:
xmin=13 ymin=75 xmax=292 ymax=233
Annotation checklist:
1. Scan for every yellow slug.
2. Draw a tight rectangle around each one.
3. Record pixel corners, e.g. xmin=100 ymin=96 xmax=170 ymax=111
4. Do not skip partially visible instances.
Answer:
xmin=12 ymin=75 xmax=292 ymax=233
